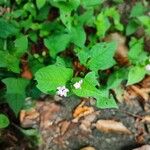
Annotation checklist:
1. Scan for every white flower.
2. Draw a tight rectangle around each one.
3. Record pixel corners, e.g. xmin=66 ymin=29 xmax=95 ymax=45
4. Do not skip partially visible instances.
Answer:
xmin=56 ymin=86 xmax=69 ymax=97
xmin=73 ymin=80 xmax=83 ymax=89
xmin=145 ymin=64 xmax=150 ymax=71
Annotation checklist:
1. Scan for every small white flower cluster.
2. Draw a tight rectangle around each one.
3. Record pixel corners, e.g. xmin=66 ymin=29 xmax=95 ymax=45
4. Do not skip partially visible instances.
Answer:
xmin=56 ymin=86 xmax=69 ymax=97
xmin=56 ymin=80 xmax=83 ymax=97
xmin=73 ymin=80 xmax=83 ymax=89
xmin=145 ymin=64 xmax=150 ymax=71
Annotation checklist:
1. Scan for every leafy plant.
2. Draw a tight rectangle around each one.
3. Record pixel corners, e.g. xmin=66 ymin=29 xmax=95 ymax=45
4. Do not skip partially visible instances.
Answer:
xmin=0 ymin=0 xmax=149 ymax=117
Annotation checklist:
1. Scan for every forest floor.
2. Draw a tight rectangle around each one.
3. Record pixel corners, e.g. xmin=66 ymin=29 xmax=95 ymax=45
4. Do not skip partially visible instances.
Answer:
xmin=1 ymin=77 xmax=150 ymax=150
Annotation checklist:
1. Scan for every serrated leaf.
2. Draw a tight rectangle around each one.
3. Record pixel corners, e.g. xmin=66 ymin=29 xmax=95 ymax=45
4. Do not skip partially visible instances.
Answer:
xmin=0 ymin=114 xmax=9 ymax=128
xmin=35 ymin=65 xmax=73 ymax=93
xmin=15 ymin=35 xmax=28 ymax=56
xmin=127 ymin=65 xmax=146 ymax=85
xmin=130 ymin=2 xmax=145 ymax=18
xmin=87 ymin=42 xmax=117 ymax=71
xmin=44 ymin=33 xmax=70 ymax=58
xmin=36 ymin=0 xmax=46 ymax=9
xmin=2 ymin=78 xmax=29 ymax=115
xmin=0 ymin=18 xmax=18 ymax=39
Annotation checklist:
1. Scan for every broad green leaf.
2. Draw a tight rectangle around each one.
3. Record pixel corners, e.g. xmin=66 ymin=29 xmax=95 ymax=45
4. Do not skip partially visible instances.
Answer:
xmin=126 ymin=20 xmax=139 ymax=35
xmin=130 ymin=2 xmax=145 ymax=18
xmin=0 ymin=114 xmax=9 ymax=128
xmin=15 ymin=35 xmax=28 ymax=56
xmin=35 ymin=65 xmax=73 ymax=93
xmin=87 ymin=42 xmax=117 ymax=71
xmin=70 ymin=25 xmax=86 ymax=48
xmin=72 ymin=72 xmax=100 ymax=98
xmin=36 ymin=0 xmax=46 ymax=9
xmin=0 ymin=18 xmax=18 ymax=39
xmin=0 ymin=51 xmax=20 ymax=73
xmin=85 ymin=72 xmax=99 ymax=87
xmin=44 ymin=33 xmax=70 ymax=58
xmin=96 ymin=96 xmax=118 ymax=109
xmin=2 ymin=78 xmax=29 ymax=115
xmin=127 ymin=65 xmax=146 ymax=85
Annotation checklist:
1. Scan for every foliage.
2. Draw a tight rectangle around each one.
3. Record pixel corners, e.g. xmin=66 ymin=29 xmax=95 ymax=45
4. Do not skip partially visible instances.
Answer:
xmin=0 ymin=0 xmax=149 ymax=117
xmin=0 ymin=114 xmax=9 ymax=128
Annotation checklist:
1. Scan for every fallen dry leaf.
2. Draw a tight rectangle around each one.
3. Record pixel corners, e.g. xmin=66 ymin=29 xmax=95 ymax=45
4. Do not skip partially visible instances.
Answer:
xmin=141 ymin=115 xmax=150 ymax=123
xmin=58 ymin=120 xmax=71 ymax=135
xmin=20 ymin=108 xmax=39 ymax=128
xmin=72 ymin=101 xmax=94 ymax=122
xmin=141 ymin=76 xmax=150 ymax=88
xmin=95 ymin=120 xmax=131 ymax=134
xmin=130 ymin=85 xmax=149 ymax=101
xmin=80 ymin=146 xmax=96 ymax=150
xmin=80 ymin=111 xmax=100 ymax=132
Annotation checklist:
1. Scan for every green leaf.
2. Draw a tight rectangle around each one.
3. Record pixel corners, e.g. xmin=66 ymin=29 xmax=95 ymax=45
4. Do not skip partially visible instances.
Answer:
xmin=95 ymin=13 xmax=111 ymax=38
xmin=2 ymin=78 xmax=29 ymax=115
xmin=15 ymin=35 xmax=28 ymax=56
xmin=0 ymin=114 xmax=9 ymax=128
xmin=126 ymin=20 xmax=139 ymax=35
xmin=104 ymin=7 xmax=123 ymax=31
xmin=87 ymin=42 xmax=117 ymax=71
xmin=0 ymin=18 xmax=18 ymax=39
xmin=44 ymin=33 xmax=70 ymax=58
xmin=130 ymin=2 xmax=145 ymax=18
xmin=138 ymin=16 xmax=150 ymax=35
xmin=35 ymin=65 xmax=73 ymax=93
xmin=96 ymin=96 xmax=118 ymax=109
xmin=127 ymin=65 xmax=146 ymax=85
xmin=107 ymin=68 xmax=128 ymax=88
xmin=36 ymin=0 xmax=46 ymax=9
xmin=0 ymin=51 xmax=20 ymax=73
xmin=128 ymin=38 xmax=147 ymax=64
xmin=70 ymin=25 xmax=86 ymax=48
xmin=60 ymin=10 xmax=73 ymax=30
xmin=50 ymin=0 xmax=80 ymax=12
xmin=81 ymin=0 xmax=103 ymax=7
xmin=72 ymin=72 xmax=100 ymax=98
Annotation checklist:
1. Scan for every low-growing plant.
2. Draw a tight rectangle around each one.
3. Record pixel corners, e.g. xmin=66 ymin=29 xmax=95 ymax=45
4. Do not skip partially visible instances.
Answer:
xmin=0 ymin=0 xmax=150 ymax=119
